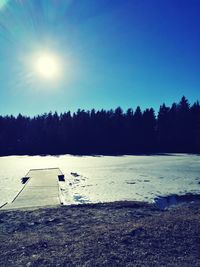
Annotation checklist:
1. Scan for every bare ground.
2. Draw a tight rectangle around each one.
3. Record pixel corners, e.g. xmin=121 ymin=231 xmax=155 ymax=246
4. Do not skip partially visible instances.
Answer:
xmin=0 ymin=201 xmax=200 ymax=267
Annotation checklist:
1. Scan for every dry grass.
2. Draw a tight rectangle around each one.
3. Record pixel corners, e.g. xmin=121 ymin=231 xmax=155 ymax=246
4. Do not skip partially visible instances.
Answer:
xmin=0 ymin=201 xmax=200 ymax=266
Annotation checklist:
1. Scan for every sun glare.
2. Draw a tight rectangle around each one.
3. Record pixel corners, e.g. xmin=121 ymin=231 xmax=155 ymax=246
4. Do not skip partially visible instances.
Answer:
xmin=33 ymin=52 xmax=62 ymax=80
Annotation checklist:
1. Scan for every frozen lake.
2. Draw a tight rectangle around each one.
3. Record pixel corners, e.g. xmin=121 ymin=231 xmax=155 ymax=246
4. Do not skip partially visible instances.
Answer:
xmin=0 ymin=154 xmax=200 ymax=207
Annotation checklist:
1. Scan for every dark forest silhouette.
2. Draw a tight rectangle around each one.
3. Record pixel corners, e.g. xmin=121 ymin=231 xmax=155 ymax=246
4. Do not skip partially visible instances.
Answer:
xmin=0 ymin=96 xmax=200 ymax=155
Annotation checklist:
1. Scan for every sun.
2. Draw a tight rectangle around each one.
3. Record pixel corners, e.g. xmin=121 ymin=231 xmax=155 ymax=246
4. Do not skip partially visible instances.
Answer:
xmin=33 ymin=52 xmax=62 ymax=80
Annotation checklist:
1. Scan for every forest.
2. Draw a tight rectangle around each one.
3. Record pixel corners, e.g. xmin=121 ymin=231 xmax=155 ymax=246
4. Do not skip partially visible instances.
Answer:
xmin=0 ymin=96 xmax=200 ymax=155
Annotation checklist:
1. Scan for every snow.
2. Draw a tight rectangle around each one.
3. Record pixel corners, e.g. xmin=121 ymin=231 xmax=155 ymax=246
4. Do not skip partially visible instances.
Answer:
xmin=0 ymin=154 xmax=200 ymax=207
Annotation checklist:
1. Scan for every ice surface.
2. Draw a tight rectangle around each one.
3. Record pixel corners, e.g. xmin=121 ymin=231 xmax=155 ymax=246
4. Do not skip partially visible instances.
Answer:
xmin=0 ymin=154 xmax=200 ymax=207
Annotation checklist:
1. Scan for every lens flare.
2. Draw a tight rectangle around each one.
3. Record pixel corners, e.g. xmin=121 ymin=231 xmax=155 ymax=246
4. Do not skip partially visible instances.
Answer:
xmin=0 ymin=0 xmax=9 ymax=10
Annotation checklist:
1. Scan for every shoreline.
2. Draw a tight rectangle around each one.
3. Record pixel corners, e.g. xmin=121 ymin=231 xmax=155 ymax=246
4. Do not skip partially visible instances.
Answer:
xmin=2 ymin=191 xmax=200 ymax=212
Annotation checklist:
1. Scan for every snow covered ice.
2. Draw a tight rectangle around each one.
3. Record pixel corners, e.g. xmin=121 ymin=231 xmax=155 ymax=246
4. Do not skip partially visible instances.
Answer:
xmin=0 ymin=154 xmax=200 ymax=207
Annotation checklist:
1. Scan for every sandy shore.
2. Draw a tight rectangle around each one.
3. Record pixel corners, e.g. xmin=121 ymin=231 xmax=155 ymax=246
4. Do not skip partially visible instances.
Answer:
xmin=0 ymin=201 xmax=200 ymax=266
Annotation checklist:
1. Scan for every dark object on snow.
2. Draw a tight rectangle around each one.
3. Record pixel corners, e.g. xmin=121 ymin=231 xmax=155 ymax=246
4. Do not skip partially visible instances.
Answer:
xmin=21 ymin=177 xmax=29 ymax=184
xmin=58 ymin=175 xmax=65 ymax=182
xmin=71 ymin=172 xmax=80 ymax=177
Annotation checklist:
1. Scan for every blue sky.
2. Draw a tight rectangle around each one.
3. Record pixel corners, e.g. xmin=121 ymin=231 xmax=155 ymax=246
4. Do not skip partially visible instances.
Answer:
xmin=0 ymin=0 xmax=200 ymax=116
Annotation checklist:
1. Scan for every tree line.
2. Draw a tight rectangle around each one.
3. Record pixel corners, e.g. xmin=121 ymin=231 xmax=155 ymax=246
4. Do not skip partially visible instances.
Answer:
xmin=0 ymin=96 xmax=200 ymax=155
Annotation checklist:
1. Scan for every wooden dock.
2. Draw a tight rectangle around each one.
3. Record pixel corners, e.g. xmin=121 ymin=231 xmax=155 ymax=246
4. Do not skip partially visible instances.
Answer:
xmin=2 ymin=168 xmax=63 ymax=210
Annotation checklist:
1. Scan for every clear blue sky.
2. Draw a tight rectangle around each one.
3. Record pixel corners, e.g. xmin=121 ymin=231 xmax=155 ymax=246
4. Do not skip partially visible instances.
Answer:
xmin=0 ymin=0 xmax=200 ymax=116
